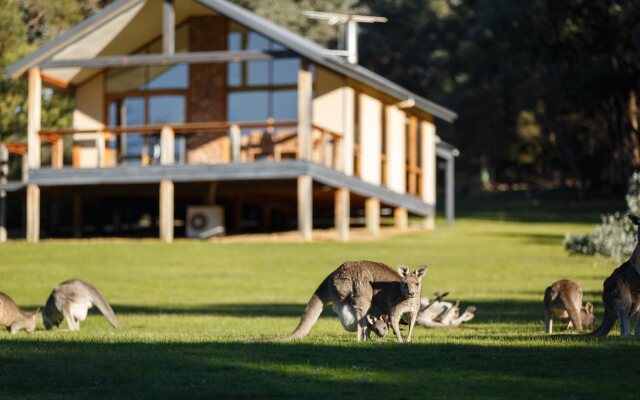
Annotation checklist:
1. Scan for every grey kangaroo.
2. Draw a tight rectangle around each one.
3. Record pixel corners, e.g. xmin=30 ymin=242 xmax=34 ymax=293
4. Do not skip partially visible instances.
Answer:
xmin=590 ymin=215 xmax=640 ymax=337
xmin=544 ymin=279 xmax=595 ymax=334
xmin=286 ymin=260 xmax=426 ymax=342
xmin=0 ymin=292 xmax=38 ymax=335
xmin=41 ymin=279 xmax=119 ymax=331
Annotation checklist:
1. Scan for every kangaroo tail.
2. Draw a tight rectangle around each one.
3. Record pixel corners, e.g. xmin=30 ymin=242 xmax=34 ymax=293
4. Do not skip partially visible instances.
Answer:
xmin=281 ymin=278 xmax=330 ymax=340
xmin=82 ymin=281 xmax=120 ymax=329
xmin=588 ymin=309 xmax=616 ymax=337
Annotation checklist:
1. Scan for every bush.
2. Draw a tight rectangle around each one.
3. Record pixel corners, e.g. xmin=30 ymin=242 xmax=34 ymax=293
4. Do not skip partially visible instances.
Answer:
xmin=564 ymin=172 xmax=640 ymax=262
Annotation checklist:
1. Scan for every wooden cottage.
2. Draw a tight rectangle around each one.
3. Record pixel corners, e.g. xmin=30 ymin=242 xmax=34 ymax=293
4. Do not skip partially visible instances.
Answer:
xmin=0 ymin=0 xmax=458 ymax=243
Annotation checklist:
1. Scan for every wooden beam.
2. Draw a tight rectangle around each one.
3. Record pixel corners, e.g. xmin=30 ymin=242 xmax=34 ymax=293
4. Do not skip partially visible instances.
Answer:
xmin=394 ymin=207 xmax=408 ymax=230
xmin=38 ymin=51 xmax=290 ymax=70
xmin=163 ymin=0 xmax=175 ymax=55
xmin=297 ymin=175 xmax=313 ymax=241
xmin=160 ymin=126 xmax=175 ymax=165
xmin=41 ymin=72 xmax=72 ymax=90
xmin=26 ymin=184 xmax=39 ymax=243
xmin=159 ymin=179 xmax=174 ymax=243
xmin=27 ymin=68 xmax=42 ymax=171
xmin=51 ymin=138 xmax=63 ymax=169
xmin=334 ymin=187 xmax=349 ymax=241
xmin=297 ymin=68 xmax=313 ymax=161
xmin=0 ymin=144 xmax=7 ymax=243
xmin=421 ymin=120 xmax=436 ymax=231
xmin=365 ymin=197 xmax=380 ymax=236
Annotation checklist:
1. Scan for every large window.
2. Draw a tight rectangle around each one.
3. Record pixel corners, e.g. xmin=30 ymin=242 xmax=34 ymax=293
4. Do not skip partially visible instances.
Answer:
xmin=226 ymin=23 xmax=301 ymax=123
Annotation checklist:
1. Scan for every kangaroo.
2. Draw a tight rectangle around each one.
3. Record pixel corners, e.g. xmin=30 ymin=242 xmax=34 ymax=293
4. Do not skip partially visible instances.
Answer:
xmin=544 ymin=279 xmax=594 ymax=334
xmin=590 ymin=214 xmax=640 ymax=337
xmin=414 ymin=296 xmax=476 ymax=328
xmin=366 ymin=314 xmax=389 ymax=339
xmin=0 ymin=292 xmax=38 ymax=335
xmin=286 ymin=260 xmax=427 ymax=342
xmin=41 ymin=279 xmax=119 ymax=331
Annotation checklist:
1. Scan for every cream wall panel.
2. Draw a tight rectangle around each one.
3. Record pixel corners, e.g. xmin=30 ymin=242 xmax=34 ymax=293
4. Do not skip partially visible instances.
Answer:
xmin=312 ymin=67 xmax=344 ymax=135
xmin=421 ymin=120 xmax=437 ymax=205
xmin=359 ymin=93 xmax=382 ymax=185
xmin=386 ymin=105 xmax=406 ymax=193
xmin=73 ymin=73 xmax=104 ymax=130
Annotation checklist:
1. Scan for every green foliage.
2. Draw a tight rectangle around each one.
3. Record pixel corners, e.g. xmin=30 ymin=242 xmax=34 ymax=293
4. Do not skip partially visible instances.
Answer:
xmin=564 ymin=172 xmax=640 ymax=261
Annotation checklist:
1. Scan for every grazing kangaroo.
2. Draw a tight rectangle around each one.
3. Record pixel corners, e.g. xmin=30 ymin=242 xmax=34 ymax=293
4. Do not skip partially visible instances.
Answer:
xmin=41 ymin=279 xmax=119 ymax=331
xmin=543 ymin=280 xmax=594 ymax=334
xmin=286 ymin=260 xmax=427 ymax=342
xmin=0 ymin=292 xmax=38 ymax=335
xmin=590 ymin=214 xmax=640 ymax=337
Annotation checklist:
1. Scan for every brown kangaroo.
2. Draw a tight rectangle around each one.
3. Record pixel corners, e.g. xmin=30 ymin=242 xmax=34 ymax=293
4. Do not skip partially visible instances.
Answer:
xmin=590 ymin=215 xmax=640 ymax=337
xmin=286 ymin=260 xmax=427 ymax=342
xmin=0 ymin=292 xmax=38 ymax=335
xmin=544 ymin=280 xmax=595 ymax=334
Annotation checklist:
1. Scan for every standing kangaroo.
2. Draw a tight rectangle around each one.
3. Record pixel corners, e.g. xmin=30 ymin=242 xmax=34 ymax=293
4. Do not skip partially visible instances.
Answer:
xmin=286 ymin=260 xmax=426 ymax=342
xmin=41 ymin=279 xmax=119 ymax=331
xmin=544 ymin=280 xmax=595 ymax=334
xmin=0 ymin=292 xmax=38 ymax=335
xmin=590 ymin=215 xmax=640 ymax=337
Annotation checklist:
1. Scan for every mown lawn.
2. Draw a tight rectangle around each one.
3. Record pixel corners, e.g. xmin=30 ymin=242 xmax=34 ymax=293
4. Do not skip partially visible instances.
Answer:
xmin=0 ymin=198 xmax=637 ymax=399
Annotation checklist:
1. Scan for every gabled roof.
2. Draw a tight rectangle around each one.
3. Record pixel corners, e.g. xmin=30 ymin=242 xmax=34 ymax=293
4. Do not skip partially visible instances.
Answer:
xmin=6 ymin=0 xmax=457 ymax=123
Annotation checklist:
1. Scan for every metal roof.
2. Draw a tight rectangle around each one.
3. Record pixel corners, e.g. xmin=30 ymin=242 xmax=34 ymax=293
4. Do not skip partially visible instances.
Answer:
xmin=6 ymin=0 xmax=457 ymax=123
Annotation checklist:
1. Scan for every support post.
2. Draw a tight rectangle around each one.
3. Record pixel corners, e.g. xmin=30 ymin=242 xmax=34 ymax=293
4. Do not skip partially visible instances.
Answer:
xmin=73 ymin=194 xmax=83 ymax=238
xmin=346 ymin=19 xmax=358 ymax=64
xmin=394 ymin=207 xmax=408 ymax=230
xmin=0 ymin=143 xmax=7 ymax=243
xmin=159 ymin=179 xmax=174 ymax=243
xmin=160 ymin=126 xmax=175 ymax=165
xmin=230 ymin=124 xmax=241 ymax=162
xmin=446 ymin=156 xmax=455 ymax=227
xmin=27 ymin=68 xmax=42 ymax=172
xmin=163 ymin=0 xmax=175 ymax=55
xmin=297 ymin=68 xmax=313 ymax=161
xmin=334 ymin=187 xmax=350 ymax=242
xmin=26 ymin=184 xmax=39 ymax=243
xmin=51 ymin=138 xmax=63 ymax=168
xmin=365 ymin=197 xmax=380 ymax=236
xmin=421 ymin=120 xmax=437 ymax=230
xmin=297 ymin=175 xmax=312 ymax=241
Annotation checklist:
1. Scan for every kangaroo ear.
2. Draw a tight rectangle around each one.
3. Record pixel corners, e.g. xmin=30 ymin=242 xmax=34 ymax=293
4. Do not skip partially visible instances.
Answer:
xmin=397 ymin=265 xmax=409 ymax=278
xmin=415 ymin=266 xmax=428 ymax=280
xmin=585 ymin=302 xmax=594 ymax=313
xmin=381 ymin=314 xmax=389 ymax=323
xmin=366 ymin=315 xmax=375 ymax=325
xmin=629 ymin=215 xmax=640 ymax=226
xmin=31 ymin=308 xmax=40 ymax=317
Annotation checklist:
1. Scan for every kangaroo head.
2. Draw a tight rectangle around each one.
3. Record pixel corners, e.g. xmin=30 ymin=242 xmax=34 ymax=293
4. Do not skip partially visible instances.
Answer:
xmin=366 ymin=314 xmax=389 ymax=338
xmin=397 ymin=265 xmax=428 ymax=299
xmin=581 ymin=302 xmax=595 ymax=330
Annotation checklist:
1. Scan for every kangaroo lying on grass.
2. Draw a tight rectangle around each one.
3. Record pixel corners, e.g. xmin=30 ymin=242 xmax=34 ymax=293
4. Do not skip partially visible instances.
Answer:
xmin=544 ymin=279 xmax=594 ymax=334
xmin=41 ymin=279 xmax=119 ymax=332
xmin=286 ymin=261 xmax=426 ymax=342
xmin=590 ymin=215 xmax=640 ymax=337
xmin=0 ymin=292 xmax=38 ymax=335
xmin=414 ymin=295 xmax=476 ymax=328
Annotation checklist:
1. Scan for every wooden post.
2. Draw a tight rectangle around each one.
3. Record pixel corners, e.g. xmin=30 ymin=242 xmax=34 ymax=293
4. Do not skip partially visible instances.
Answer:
xmin=297 ymin=68 xmax=313 ymax=161
xmin=51 ymin=138 xmax=63 ymax=168
xmin=0 ymin=143 xmax=7 ymax=243
xmin=96 ymin=134 xmax=106 ymax=167
xmin=394 ymin=207 xmax=408 ymax=230
xmin=26 ymin=184 xmax=40 ymax=243
xmin=73 ymin=194 xmax=83 ymax=238
xmin=159 ymin=179 xmax=174 ymax=243
xmin=365 ymin=197 xmax=380 ymax=236
xmin=27 ymin=68 xmax=42 ymax=172
xmin=421 ymin=120 xmax=437 ymax=230
xmin=163 ymin=0 xmax=175 ymax=55
xmin=230 ymin=124 xmax=241 ymax=162
xmin=160 ymin=126 xmax=175 ymax=165
xmin=297 ymin=175 xmax=312 ymax=241
xmin=334 ymin=187 xmax=350 ymax=241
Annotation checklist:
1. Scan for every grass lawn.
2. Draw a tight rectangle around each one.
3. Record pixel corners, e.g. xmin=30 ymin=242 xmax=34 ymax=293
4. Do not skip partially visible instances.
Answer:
xmin=1 ymin=196 xmax=638 ymax=399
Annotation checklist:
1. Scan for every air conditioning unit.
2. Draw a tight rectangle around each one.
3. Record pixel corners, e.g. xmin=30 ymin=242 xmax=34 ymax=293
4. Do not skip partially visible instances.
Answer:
xmin=186 ymin=205 xmax=225 ymax=239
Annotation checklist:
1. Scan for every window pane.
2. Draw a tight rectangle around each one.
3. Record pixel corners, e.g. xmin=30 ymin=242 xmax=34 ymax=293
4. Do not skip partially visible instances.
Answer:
xmin=247 ymin=60 xmax=269 ymax=85
xmin=147 ymin=64 xmax=188 ymax=90
xmin=247 ymin=32 xmax=270 ymax=50
xmin=124 ymin=98 xmax=145 ymax=126
xmin=228 ymin=62 xmax=242 ymax=87
xmin=149 ymin=96 xmax=185 ymax=124
xmin=228 ymin=32 xmax=242 ymax=51
xmin=273 ymin=58 xmax=300 ymax=85
xmin=272 ymin=90 xmax=297 ymax=121
xmin=228 ymin=91 xmax=269 ymax=121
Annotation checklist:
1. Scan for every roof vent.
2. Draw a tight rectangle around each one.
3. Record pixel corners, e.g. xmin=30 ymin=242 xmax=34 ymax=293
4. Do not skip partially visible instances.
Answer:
xmin=302 ymin=11 xmax=387 ymax=64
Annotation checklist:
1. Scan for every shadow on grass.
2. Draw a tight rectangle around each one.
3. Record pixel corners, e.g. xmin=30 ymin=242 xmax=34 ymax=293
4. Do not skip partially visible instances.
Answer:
xmin=483 ymin=231 xmax=565 ymax=246
xmin=0 ymin=338 xmax=639 ymax=399
xmin=106 ymin=303 xmax=331 ymax=318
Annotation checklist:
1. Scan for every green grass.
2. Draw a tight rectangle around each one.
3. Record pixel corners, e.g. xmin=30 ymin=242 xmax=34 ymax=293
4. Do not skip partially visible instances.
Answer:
xmin=1 ymin=199 xmax=638 ymax=399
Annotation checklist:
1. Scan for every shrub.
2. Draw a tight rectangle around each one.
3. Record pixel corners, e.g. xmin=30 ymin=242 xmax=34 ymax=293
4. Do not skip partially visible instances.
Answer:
xmin=564 ymin=172 xmax=640 ymax=262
